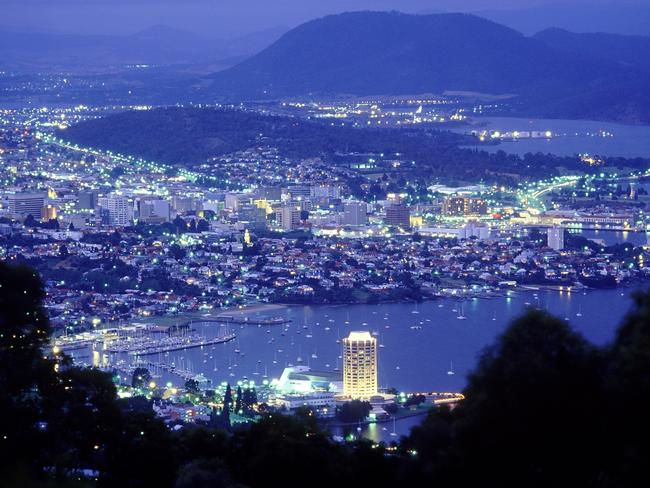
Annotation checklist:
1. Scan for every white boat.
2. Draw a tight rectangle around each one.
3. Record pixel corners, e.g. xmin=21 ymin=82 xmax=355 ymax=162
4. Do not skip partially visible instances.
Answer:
xmin=390 ymin=417 xmax=398 ymax=437
xmin=457 ymin=309 xmax=467 ymax=320
xmin=447 ymin=361 xmax=455 ymax=375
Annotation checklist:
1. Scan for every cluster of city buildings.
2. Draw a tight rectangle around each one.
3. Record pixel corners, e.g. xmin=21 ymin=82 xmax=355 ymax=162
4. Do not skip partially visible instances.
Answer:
xmin=2 ymin=105 xmax=650 ymax=343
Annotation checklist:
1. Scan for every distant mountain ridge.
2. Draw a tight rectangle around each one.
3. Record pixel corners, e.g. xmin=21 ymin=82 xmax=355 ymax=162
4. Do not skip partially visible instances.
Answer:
xmin=533 ymin=28 xmax=650 ymax=71
xmin=206 ymin=11 xmax=650 ymax=123
xmin=0 ymin=25 xmax=287 ymax=71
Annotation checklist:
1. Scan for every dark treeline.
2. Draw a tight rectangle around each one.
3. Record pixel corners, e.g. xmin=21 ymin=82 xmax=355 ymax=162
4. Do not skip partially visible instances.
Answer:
xmin=2 ymin=260 xmax=650 ymax=487
xmin=58 ymin=107 xmax=650 ymax=187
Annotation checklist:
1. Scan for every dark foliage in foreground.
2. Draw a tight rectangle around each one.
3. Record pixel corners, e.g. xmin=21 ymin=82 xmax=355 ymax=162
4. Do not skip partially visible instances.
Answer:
xmin=1 ymin=260 xmax=650 ymax=487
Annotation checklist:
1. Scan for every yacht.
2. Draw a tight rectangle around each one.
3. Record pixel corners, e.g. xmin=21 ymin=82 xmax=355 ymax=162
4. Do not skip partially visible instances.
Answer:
xmin=457 ymin=305 xmax=467 ymax=320
xmin=447 ymin=361 xmax=455 ymax=375
xmin=390 ymin=417 xmax=398 ymax=437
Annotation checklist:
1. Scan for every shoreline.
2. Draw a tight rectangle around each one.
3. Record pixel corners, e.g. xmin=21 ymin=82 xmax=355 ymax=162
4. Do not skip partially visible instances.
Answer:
xmin=213 ymin=303 xmax=288 ymax=318
xmin=324 ymin=408 xmax=430 ymax=429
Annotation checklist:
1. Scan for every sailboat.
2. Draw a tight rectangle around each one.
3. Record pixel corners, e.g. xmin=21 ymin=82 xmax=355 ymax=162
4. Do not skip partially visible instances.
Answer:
xmin=390 ymin=416 xmax=398 ymax=437
xmin=492 ymin=311 xmax=497 ymax=321
xmin=447 ymin=361 xmax=455 ymax=375
xmin=457 ymin=304 xmax=467 ymax=320
xmin=576 ymin=305 xmax=583 ymax=317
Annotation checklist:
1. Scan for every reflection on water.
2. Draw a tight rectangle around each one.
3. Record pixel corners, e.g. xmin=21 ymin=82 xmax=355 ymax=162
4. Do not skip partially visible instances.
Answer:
xmin=575 ymin=229 xmax=647 ymax=247
xmin=329 ymin=413 xmax=428 ymax=443
xmin=454 ymin=116 xmax=650 ymax=157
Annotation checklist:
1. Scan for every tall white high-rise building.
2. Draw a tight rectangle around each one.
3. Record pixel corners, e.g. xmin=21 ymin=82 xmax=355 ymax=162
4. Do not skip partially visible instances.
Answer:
xmin=547 ymin=226 xmax=565 ymax=251
xmin=343 ymin=331 xmax=378 ymax=399
xmin=275 ymin=206 xmax=301 ymax=231
xmin=98 ymin=195 xmax=131 ymax=227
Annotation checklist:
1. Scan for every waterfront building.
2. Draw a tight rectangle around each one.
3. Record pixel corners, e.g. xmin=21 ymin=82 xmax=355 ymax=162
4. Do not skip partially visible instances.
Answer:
xmin=385 ymin=203 xmax=411 ymax=229
xmin=276 ymin=392 xmax=337 ymax=417
xmin=548 ymin=226 xmax=565 ymax=251
xmin=275 ymin=366 xmax=343 ymax=394
xmin=343 ymin=331 xmax=378 ymax=399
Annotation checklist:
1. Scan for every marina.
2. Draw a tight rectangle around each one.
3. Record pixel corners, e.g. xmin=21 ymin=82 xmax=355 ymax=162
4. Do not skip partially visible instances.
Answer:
xmin=59 ymin=285 xmax=648 ymax=399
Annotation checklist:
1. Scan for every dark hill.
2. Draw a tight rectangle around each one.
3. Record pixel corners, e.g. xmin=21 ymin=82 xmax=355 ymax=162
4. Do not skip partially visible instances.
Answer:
xmin=533 ymin=28 xmax=650 ymax=71
xmin=209 ymin=11 xmax=619 ymax=99
xmin=206 ymin=11 xmax=650 ymax=123
xmin=56 ymin=107 xmax=466 ymax=165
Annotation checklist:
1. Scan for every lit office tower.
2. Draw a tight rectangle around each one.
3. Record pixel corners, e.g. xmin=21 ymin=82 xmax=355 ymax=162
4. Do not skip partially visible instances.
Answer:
xmin=442 ymin=196 xmax=488 ymax=217
xmin=547 ymin=226 xmax=565 ymax=251
xmin=343 ymin=331 xmax=378 ymax=399
xmin=275 ymin=206 xmax=301 ymax=231
xmin=6 ymin=192 xmax=46 ymax=217
xmin=343 ymin=201 xmax=367 ymax=226
xmin=385 ymin=203 xmax=410 ymax=229
xmin=98 ymin=195 xmax=131 ymax=227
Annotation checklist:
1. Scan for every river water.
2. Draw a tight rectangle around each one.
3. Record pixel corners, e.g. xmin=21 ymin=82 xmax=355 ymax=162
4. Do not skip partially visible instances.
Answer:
xmin=456 ymin=116 xmax=650 ymax=157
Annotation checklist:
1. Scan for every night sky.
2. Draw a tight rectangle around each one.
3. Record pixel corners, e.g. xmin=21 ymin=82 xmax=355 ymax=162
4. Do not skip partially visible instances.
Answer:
xmin=1 ymin=0 xmax=645 ymax=38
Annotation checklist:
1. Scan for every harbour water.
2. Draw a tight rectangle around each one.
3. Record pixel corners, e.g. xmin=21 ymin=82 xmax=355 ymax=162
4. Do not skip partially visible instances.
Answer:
xmin=456 ymin=116 xmax=650 ymax=157
xmin=69 ymin=285 xmax=648 ymax=442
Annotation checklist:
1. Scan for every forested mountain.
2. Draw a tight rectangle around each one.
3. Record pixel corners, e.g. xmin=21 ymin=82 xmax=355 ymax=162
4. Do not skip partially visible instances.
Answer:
xmin=205 ymin=11 xmax=650 ymax=123
xmin=209 ymin=12 xmax=613 ymax=98
xmin=533 ymin=28 xmax=650 ymax=71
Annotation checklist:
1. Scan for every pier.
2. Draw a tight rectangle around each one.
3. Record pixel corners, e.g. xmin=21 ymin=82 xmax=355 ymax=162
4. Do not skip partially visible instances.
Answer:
xmin=188 ymin=316 xmax=291 ymax=327
xmin=107 ymin=333 xmax=236 ymax=356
